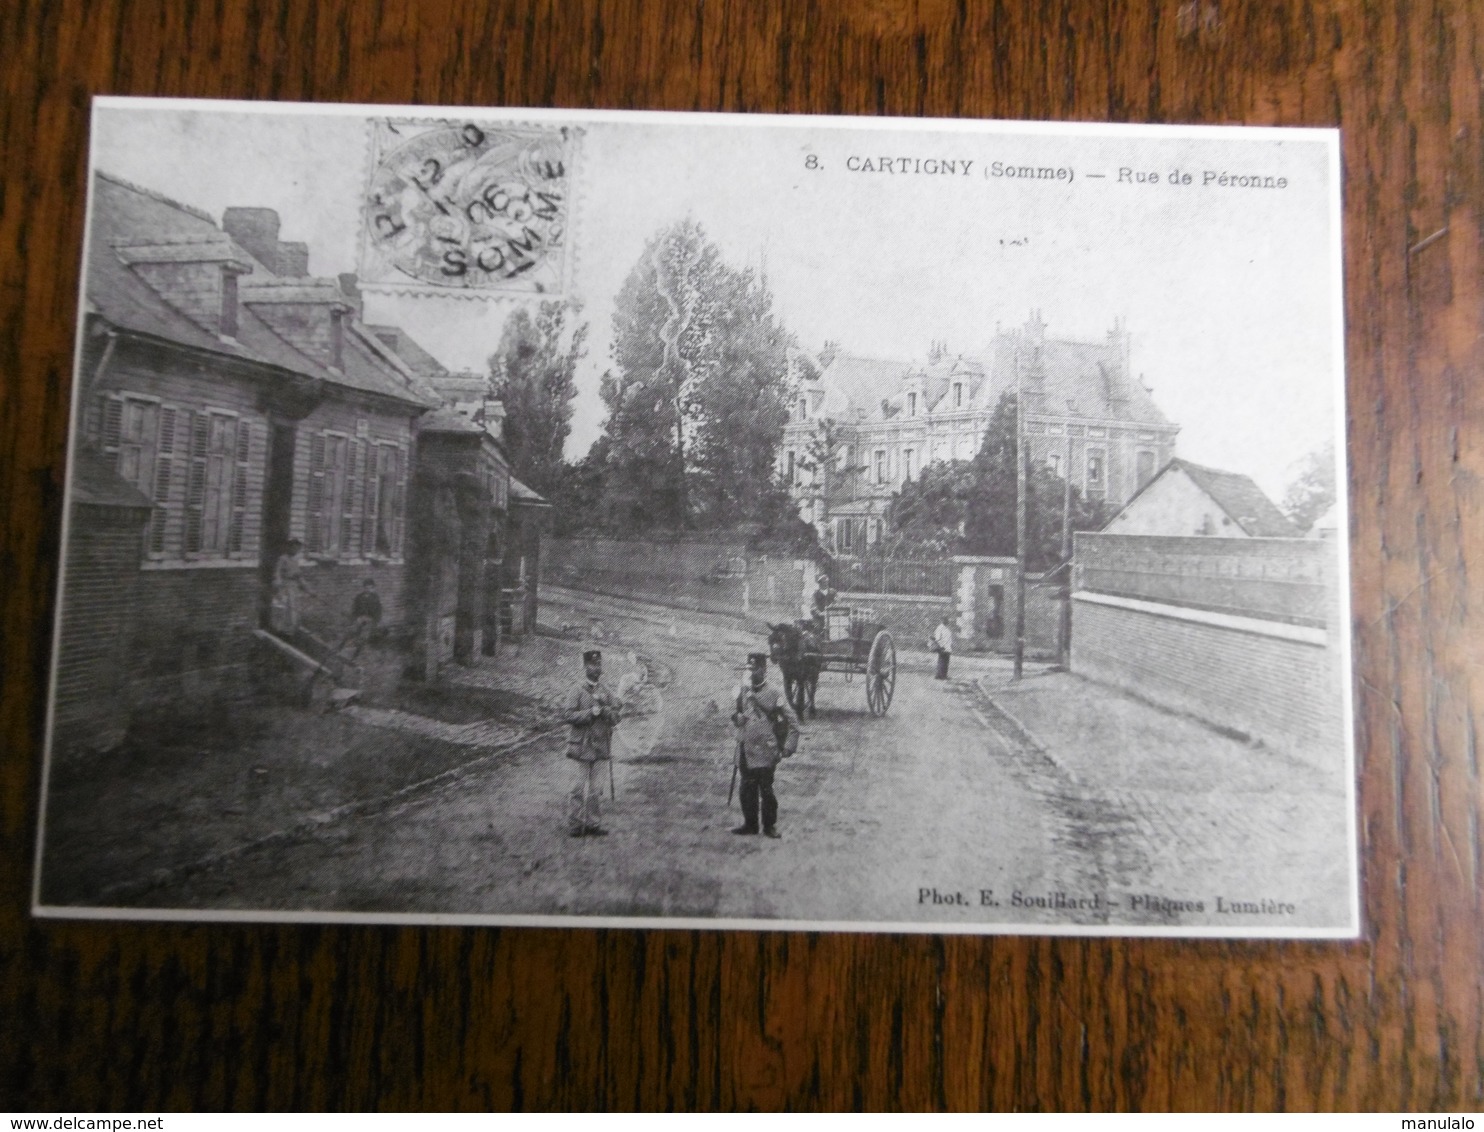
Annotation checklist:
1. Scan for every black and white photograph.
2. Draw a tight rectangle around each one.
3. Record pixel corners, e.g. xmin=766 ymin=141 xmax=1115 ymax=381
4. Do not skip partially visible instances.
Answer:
xmin=34 ymin=98 xmax=1355 ymax=936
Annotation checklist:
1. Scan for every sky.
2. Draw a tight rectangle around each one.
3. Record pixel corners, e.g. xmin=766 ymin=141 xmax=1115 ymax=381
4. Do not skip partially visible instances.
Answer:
xmin=90 ymin=101 xmax=1344 ymax=500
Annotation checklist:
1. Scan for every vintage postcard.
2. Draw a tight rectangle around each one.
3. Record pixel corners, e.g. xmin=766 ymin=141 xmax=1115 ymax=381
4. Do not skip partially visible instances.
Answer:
xmin=33 ymin=98 xmax=1355 ymax=937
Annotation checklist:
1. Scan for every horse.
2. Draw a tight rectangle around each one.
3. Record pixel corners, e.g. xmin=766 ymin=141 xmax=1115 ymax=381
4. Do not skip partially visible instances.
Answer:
xmin=768 ymin=622 xmax=821 ymax=719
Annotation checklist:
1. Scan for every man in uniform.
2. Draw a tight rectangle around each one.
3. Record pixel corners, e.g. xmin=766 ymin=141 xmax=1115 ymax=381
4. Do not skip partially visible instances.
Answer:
xmin=731 ymin=652 xmax=797 ymax=839
xmin=563 ymin=648 xmax=622 ymax=837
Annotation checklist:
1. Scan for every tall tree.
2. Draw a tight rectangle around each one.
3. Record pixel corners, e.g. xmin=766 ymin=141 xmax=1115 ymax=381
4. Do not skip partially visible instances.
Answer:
xmin=1280 ymin=440 xmax=1339 ymax=532
xmin=487 ymin=300 xmax=587 ymax=498
xmin=886 ymin=392 xmax=1108 ymax=569
xmin=600 ymin=219 xmax=797 ymax=530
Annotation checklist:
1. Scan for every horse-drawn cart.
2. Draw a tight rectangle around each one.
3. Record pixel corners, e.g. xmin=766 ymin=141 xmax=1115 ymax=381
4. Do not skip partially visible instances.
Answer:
xmin=768 ymin=606 xmax=897 ymax=718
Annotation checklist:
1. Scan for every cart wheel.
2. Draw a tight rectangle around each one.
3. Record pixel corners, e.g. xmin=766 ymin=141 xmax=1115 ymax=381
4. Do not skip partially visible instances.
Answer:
xmin=866 ymin=630 xmax=896 ymax=716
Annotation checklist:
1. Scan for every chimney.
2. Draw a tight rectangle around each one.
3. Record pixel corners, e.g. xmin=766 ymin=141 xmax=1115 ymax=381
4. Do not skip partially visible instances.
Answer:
xmin=278 ymin=241 xmax=310 ymax=277
xmin=819 ymin=340 xmax=838 ymax=368
xmin=338 ymin=273 xmax=363 ymax=319
xmin=221 ymin=207 xmax=282 ymax=273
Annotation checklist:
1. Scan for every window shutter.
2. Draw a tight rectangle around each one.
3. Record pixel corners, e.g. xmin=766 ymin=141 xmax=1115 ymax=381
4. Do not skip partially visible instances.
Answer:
xmin=184 ymin=411 xmax=208 ymax=553
xmin=362 ymin=445 xmax=381 ymax=556
xmin=392 ymin=446 xmax=407 ymax=556
xmin=306 ymin=432 xmax=326 ymax=553
xmin=149 ymin=406 xmax=178 ymax=555
xmin=101 ymin=397 xmax=124 ymax=451
xmin=84 ymin=398 xmax=102 ymax=445
xmin=229 ymin=421 xmax=250 ymax=554
xmin=344 ymin=440 xmax=362 ymax=554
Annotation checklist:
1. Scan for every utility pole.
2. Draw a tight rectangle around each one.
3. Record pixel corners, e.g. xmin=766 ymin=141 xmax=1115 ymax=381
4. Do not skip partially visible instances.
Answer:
xmin=1059 ymin=433 xmax=1073 ymax=668
xmin=1013 ymin=368 xmax=1027 ymax=681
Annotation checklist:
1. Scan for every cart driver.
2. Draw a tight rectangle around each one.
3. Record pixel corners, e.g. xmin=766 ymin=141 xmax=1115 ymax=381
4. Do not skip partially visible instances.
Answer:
xmin=810 ymin=571 xmax=836 ymax=631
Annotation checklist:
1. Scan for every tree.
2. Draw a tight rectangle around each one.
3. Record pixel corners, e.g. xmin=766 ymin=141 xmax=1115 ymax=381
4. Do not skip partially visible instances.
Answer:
xmin=599 ymin=219 xmax=797 ymax=531
xmin=1280 ymin=440 xmax=1338 ymax=532
xmin=886 ymin=392 xmax=1108 ymax=569
xmin=487 ymin=301 xmax=587 ymax=499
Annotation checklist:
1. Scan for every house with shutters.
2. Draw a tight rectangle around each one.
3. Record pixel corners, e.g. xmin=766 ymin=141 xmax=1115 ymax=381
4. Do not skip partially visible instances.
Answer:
xmin=56 ymin=173 xmax=436 ymax=751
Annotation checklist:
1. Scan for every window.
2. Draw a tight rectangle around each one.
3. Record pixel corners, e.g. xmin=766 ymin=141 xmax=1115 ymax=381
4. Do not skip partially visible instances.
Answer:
xmin=1048 ymin=453 xmax=1061 ymax=475
xmin=837 ymin=518 xmax=854 ymax=552
xmin=786 ymin=450 xmax=796 ymax=484
xmin=1136 ymin=449 xmax=1156 ymax=488
xmin=370 ymin=442 xmax=406 ymax=556
xmin=797 ymin=398 xmax=808 ymax=422
xmin=874 ymin=449 xmax=887 ymax=484
xmin=908 ymin=392 xmax=917 ymax=417
xmin=307 ymin=430 xmax=405 ymax=560
xmin=953 ymin=382 xmax=963 ymax=408
xmin=903 ymin=448 xmax=915 ymax=482
xmin=1086 ymin=449 xmax=1105 ymax=490
xmin=91 ymin=392 xmax=254 ymax=562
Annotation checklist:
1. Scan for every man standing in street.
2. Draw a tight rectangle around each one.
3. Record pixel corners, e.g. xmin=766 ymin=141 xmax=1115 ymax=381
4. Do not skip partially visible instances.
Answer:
xmin=931 ymin=615 xmax=954 ymax=680
xmin=563 ymin=648 xmax=622 ymax=838
xmin=731 ymin=652 xmax=797 ymax=839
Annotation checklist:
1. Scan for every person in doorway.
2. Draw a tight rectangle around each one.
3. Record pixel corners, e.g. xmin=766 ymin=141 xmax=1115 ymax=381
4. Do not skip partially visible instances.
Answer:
xmin=730 ymin=652 xmax=797 ymax=839
xmin=339 ymin=577 xmax=383 ymax=659
xmin=562 ymin=648 xmax=622 ymax=837
xmin=931 ymin=616 xmax=954 ymax=680
xmin=271 ymin=538 xmax=311 ymax=634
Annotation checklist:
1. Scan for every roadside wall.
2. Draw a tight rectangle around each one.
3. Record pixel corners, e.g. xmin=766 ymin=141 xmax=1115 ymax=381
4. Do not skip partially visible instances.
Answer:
xmin=1071 ymin=533 xmax=1346 ymax=762
xmin=543 ymin=535 xmax=808 ymax=626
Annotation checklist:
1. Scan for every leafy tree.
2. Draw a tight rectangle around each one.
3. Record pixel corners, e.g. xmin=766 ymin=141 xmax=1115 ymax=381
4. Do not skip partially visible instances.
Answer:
xmin=1280 ymin=440 xmax=1339 ymax=532
xmin=598 ymin=219 xmax=797 ymax=531
xmin=886 ymin=392 xmax=1107 ymax=569
xmin=487 ymin=301 xmax=587 ymax=499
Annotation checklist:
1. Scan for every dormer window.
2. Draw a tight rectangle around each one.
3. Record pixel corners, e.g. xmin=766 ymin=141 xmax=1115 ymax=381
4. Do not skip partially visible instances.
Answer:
xmin=220 ymin=270 xmax=239 ymax=339
xmin=908 ymin=392 xmax=917 ymax=417
xmin=953 ymin=382 xmax=963 ymax=408
xmin=797 ymin=398 xmax=808 ymax=422
xmin=330 ymin=309 xmax=345 ymax=370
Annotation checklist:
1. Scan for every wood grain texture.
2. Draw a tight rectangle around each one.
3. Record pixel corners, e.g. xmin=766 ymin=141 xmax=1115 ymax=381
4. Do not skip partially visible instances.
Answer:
xmin=2 ymin=0 xmax=1480 ymax=1111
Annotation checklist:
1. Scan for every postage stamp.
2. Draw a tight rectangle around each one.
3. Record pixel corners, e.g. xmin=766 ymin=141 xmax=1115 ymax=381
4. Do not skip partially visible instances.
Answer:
xmin=359 ymin=117 xmax=578 ymax=298
xmin=36 ymin=99 xmax=1354 ymax=937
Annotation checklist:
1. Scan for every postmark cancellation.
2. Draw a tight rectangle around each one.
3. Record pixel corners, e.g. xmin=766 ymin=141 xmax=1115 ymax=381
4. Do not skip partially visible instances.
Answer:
xmin=359 ymin=118 xmax=579 ymax=299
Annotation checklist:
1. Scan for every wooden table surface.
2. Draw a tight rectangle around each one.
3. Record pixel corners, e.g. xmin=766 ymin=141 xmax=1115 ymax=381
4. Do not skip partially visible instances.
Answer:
xmin=2 ymin=0 xmax=1480 ymax=1112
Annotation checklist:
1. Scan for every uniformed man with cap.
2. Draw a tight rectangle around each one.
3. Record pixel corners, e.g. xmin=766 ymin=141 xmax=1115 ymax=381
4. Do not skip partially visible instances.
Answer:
xmin=731 ymin=652 xmax=798 ymax=839
xmin=563 ymin=648 xmax=622 ymax=837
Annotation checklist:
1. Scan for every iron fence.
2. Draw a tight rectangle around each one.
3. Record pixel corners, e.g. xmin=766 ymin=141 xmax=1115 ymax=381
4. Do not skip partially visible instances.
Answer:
xmin=829 ymin=556 xmax=957 ymax=597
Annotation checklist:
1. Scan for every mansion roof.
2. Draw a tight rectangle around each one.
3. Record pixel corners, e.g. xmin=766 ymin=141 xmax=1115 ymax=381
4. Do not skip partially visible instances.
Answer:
xmin=796 ymin=315 xmax=1175 ymax=431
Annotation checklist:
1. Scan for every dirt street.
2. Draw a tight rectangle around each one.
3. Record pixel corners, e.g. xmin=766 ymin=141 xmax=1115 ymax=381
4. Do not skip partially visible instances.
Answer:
xmin=57 ymin=590 xmax=1350 ymax=932
xmin=163 ymin=595 xmax=1056 ymax=926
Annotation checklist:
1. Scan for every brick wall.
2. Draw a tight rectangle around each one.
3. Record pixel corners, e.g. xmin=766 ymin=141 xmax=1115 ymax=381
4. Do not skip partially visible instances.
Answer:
xmin=1071 ymin=594 xmax=1345 ymax=763
xmin=127 ymin=564 xmax=262 ymax=705
xmin=52 ymin=506 xmax=147 ymax=753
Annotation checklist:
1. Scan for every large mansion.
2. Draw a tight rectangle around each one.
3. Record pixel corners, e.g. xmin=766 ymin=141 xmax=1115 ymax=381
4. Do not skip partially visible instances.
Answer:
xmin=780 ymin=313 xmax=1181 ymax=554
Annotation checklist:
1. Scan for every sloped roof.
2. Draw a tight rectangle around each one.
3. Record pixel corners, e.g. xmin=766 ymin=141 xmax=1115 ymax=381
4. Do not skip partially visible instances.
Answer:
xmin=1173 ymin=460 xmax=1298 ymax=537
xmin=811 ymin=353 xmax=914 ymax=420
xmin=365 ymin=324 xmax=451 ymax=383
xmin=1111 ymin=457 xmax=1298 ymax=537
xmin=70 ymin=447 xmax=153 ymax=509
xmin=90 ymin=172 xmax=430 ymax=408
xmin=972 ymin=332 xmax=1172 ymax=427
xmin=509 ymin=475 xmax=551 ymax=507
xmin=417 ymin=406 xmax=487 ymax=434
